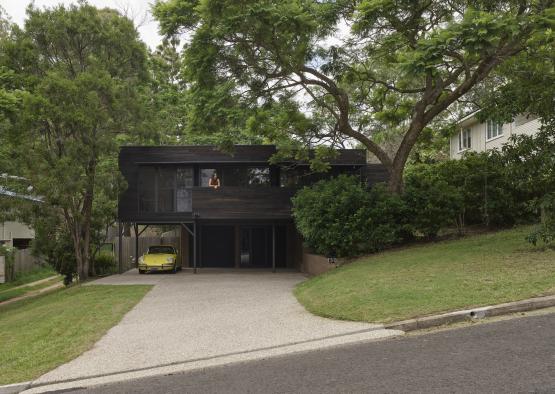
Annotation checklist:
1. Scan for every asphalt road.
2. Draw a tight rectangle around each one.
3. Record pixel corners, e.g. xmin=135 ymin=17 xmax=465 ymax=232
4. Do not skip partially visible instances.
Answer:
xmin=72 ymin=313 xmax=555 ymax=394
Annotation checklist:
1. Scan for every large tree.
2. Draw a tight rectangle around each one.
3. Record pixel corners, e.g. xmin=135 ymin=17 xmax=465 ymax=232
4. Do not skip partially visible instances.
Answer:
xmin=479 ymin=36 xmax=555 ymax=127
xmin=153 ymin=0 xmax=554 ymax=192
xmin=0 ymin=3 xmax=149 ymax=280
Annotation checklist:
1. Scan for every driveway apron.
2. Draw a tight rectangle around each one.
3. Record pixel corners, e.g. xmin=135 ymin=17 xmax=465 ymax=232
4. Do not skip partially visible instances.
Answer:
xmin=34 ymin=269 xmax=398 ymax=384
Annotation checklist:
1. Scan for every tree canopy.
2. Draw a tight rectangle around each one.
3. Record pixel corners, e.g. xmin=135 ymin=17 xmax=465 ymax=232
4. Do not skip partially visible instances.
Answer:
xmin=0 ymin=3 xmax=149 ymax=279
xmin=153 ymin=0 xmax=555 ymax=191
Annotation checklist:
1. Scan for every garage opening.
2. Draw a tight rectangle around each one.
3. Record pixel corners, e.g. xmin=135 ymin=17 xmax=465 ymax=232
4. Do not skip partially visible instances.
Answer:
xmin=196 ymin=224 xmax=288 ymax=269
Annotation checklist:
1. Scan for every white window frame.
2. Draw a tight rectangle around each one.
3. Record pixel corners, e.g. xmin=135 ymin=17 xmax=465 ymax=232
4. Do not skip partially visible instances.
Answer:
xmin=458 ymin=128 xmax=471 ymax=152
xmin=486 ymin=120 xmax=503 ymax=141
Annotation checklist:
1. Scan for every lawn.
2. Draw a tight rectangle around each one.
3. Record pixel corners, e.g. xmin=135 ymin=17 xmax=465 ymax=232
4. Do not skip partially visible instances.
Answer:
xmin=295 ymin=226 xmax=555 ymax=324
xmin=0 ymin=284 xmax=152 ymax=385
xmin=0 ymin=266 xmax=57 ymax=290
xmin=0 ymin=276 xmax=62 ymax=303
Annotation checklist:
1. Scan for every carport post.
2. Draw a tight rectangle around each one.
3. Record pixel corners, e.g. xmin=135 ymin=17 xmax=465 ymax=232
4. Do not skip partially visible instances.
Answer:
xmin=272 ymin=224 xmax=276 ymax=273
xmin=118 ymin=221 xmax=123 ymax=274
xmin=134 ymin=223 xmax=139 ymax=268
xmin=193 ymin=220 xmax=197 ymax=274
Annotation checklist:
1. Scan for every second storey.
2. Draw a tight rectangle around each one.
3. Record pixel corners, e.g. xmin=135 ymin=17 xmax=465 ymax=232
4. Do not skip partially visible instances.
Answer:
xmin=450 ymin=112 xmax=541 ymax=159
xmin=118 ymin=145 xmax=388 ymax=223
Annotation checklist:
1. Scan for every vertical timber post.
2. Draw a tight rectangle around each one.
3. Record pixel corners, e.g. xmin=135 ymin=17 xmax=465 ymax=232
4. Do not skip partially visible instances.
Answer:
xmin=272 ymin=224 xmax=276 ymax=273
xmin=134 ymin=223 xmax=139 ymax=269
xmin=118 ymin=221 xmax=123 ymax=274
xmin=193 ymin=219 xmax=197 ymax=274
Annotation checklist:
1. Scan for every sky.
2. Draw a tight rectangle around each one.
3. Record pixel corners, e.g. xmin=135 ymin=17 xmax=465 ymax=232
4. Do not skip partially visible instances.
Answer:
xmin=1 ymin=0 xmax=163 ymax=49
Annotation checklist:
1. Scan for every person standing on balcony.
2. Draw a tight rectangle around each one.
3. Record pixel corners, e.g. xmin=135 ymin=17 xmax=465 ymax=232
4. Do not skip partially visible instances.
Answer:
xmin=209 ymin=172 xmax=221 ymax=189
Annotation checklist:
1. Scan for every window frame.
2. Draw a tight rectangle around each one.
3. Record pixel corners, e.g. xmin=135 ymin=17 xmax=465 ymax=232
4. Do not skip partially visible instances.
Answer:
xmin=200 ymin=166 xmax=271 ymax=188
xmin=458 ymin=128 xmax=472 ymax=152
xmin=138 ymin=165 xmax=194 ymax=214
xmin=486 ymin=120 xmax=504 ymax=141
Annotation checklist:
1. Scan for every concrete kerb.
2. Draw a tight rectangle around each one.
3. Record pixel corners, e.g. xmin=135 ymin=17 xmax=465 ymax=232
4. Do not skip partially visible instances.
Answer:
xmin=0 ymin=381 xmax=31 ymax=394
xmin=385 ymin=294 xmax=555 ymax=331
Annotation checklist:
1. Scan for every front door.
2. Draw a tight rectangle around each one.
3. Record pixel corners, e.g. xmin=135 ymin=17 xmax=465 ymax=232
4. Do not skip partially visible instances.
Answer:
xmin=240 ymin=226 xmax=272 ymax=268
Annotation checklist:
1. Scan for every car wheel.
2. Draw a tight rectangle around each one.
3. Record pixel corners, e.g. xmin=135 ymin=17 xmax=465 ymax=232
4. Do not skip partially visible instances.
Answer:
xmin=139 ymin=269 xmax=146 ymax=275
xmin=171 ymin=264 xmax=177 ymax=274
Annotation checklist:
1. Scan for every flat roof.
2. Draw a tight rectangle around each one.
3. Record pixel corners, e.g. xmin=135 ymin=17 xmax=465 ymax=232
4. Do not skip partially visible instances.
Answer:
xmin=119 ymin=145 xmax=367 ymax=166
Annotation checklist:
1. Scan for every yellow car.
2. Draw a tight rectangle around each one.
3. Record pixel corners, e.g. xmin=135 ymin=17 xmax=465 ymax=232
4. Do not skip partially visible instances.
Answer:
xmin=138 ymin=245 xmax=179 ymax=274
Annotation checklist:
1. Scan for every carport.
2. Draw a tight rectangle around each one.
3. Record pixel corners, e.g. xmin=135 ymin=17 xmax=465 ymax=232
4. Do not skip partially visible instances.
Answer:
xmin=117 ymin=219 xmax=285 ymax=274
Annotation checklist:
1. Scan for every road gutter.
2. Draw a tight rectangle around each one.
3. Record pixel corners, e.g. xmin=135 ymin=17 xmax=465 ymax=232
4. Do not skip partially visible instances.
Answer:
xmin=384 ymin=294 xmax=555 ymax=331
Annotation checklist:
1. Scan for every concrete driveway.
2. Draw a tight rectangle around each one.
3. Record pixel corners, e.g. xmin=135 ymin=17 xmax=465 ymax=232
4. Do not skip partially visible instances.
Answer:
xmin=32 ymin=269 xmax=402 ymax=388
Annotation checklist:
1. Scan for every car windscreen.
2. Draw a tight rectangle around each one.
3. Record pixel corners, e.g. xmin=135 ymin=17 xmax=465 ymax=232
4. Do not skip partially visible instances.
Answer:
xmin=148 ymin=246 xmax=175 ymax=254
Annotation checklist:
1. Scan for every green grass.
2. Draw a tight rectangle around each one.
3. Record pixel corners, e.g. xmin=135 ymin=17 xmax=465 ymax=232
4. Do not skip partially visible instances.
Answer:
xmin=295 ymin=226 xmax=555 ymax=324
xmin=0 ymin=284 xmax=152 ymax=385
xmin=0 ymin=266 xmax=58 ymax=291
xmin=0 ymin=277 xmax=62 ymax=303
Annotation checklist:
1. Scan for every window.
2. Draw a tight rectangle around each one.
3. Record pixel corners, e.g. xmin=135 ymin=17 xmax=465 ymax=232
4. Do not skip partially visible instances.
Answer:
xmin=222 ymin=167 xmax=270 ymax=187
xmin=247 ymin=167 xmax=270 ymax=186
xmin=458 ymin=128 xmax=471 ymax=151
xmin=486 ymin=120 xmax=503 ymax=140
xmin=148 ymin=245 xmax=176 ymax=254
xmin=138 ymin=167 xmax=156 ymax=213
xmin=201 ymin=167 xmax=271 ymax=187
xmin=200 ymin=168 xmax=217 ymax=187
xmin=12 ymin=238 xmax=32 ymax=249
xmin=157 ymin=167 xmax=175 ymax=212
xmin=176 ymin=167 xmax=193 ymax=212
xmin=138 ymin=166 xmax=193 ymax=213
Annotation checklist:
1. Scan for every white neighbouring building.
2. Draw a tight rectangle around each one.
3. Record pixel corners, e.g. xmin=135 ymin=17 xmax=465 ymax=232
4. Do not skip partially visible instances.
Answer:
xmin=449 ymin=112 xmax=542 ymax=159
xmin=0 ymin=221 xmax=35 ymax=249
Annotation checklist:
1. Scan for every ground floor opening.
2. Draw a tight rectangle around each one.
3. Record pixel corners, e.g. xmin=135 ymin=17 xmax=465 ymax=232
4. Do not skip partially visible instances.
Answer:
xmin=183 ymin=223 xmax=298 ymax=270
xmin=116 ymin=221 xmax=302 ymax=273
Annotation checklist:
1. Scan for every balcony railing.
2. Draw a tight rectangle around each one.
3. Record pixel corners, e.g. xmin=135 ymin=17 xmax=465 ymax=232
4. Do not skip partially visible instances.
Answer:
xmin=191 ymin=186 xmax=295 ymax=219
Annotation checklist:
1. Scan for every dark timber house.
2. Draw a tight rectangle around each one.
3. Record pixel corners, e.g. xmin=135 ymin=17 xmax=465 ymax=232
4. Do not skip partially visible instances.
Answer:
xmin=117 ymin=145 xmax=388 ymax=272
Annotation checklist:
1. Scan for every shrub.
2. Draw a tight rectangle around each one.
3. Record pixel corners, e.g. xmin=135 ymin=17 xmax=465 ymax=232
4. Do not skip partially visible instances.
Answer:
xmin=365 ymin=184 xmax=411 ymax=250
xmin=94 ymin=253 xmax=116 ymax=276
xmin=33 ymin=225 xmax=77 ymax=285
xmin=437 ymin=153 xmax=518 ymax=227
xmin=403 ymin=164 xmax=464 ymax=237
xmin=292 ymin=175 xmax=408 ymax=257
xmin=527 ymin=193 xmax=555 ymax=247
xmin=292 ymin=175 xmax=373 ymax=257
xmin=404 ymin=152 xmax=521 ymax=235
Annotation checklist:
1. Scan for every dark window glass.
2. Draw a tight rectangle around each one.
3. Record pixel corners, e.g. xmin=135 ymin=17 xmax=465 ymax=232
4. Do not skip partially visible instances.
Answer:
xmin=157 ymin=167 xmax=175 ymax=212
xmin=138 ymin=167 xmax=156 ymax=213
xmin=176 ymin=167 xmax=193 ymax=212
xmin=221 ymin=167 xmax=246 ymax=186
xmin=221 ymin=167 xmax=270 ymax=187
xmin=148 ymin=246 xmax=175 ymax=254
xmin=248 ymin=167 xmax=270 ymax=186
xmin=12 ymin=238 xmax=32 ymax=249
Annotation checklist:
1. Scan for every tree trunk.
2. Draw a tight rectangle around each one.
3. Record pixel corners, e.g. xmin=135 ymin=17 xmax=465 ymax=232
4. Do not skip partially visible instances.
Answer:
xmin=82 ymin=224 xmax=91 ymax=280
xmin=387 ymin=166 xmax=405 ymax=194
xmin=70 ymin=227 xmax=86 ymax=281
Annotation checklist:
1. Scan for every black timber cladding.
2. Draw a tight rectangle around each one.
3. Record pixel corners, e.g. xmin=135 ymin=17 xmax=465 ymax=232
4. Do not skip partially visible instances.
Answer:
xmin=118 ymin=145 xmax=385 ymax=222
xmin=119 ymin=145 xmax=367 ymax=165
